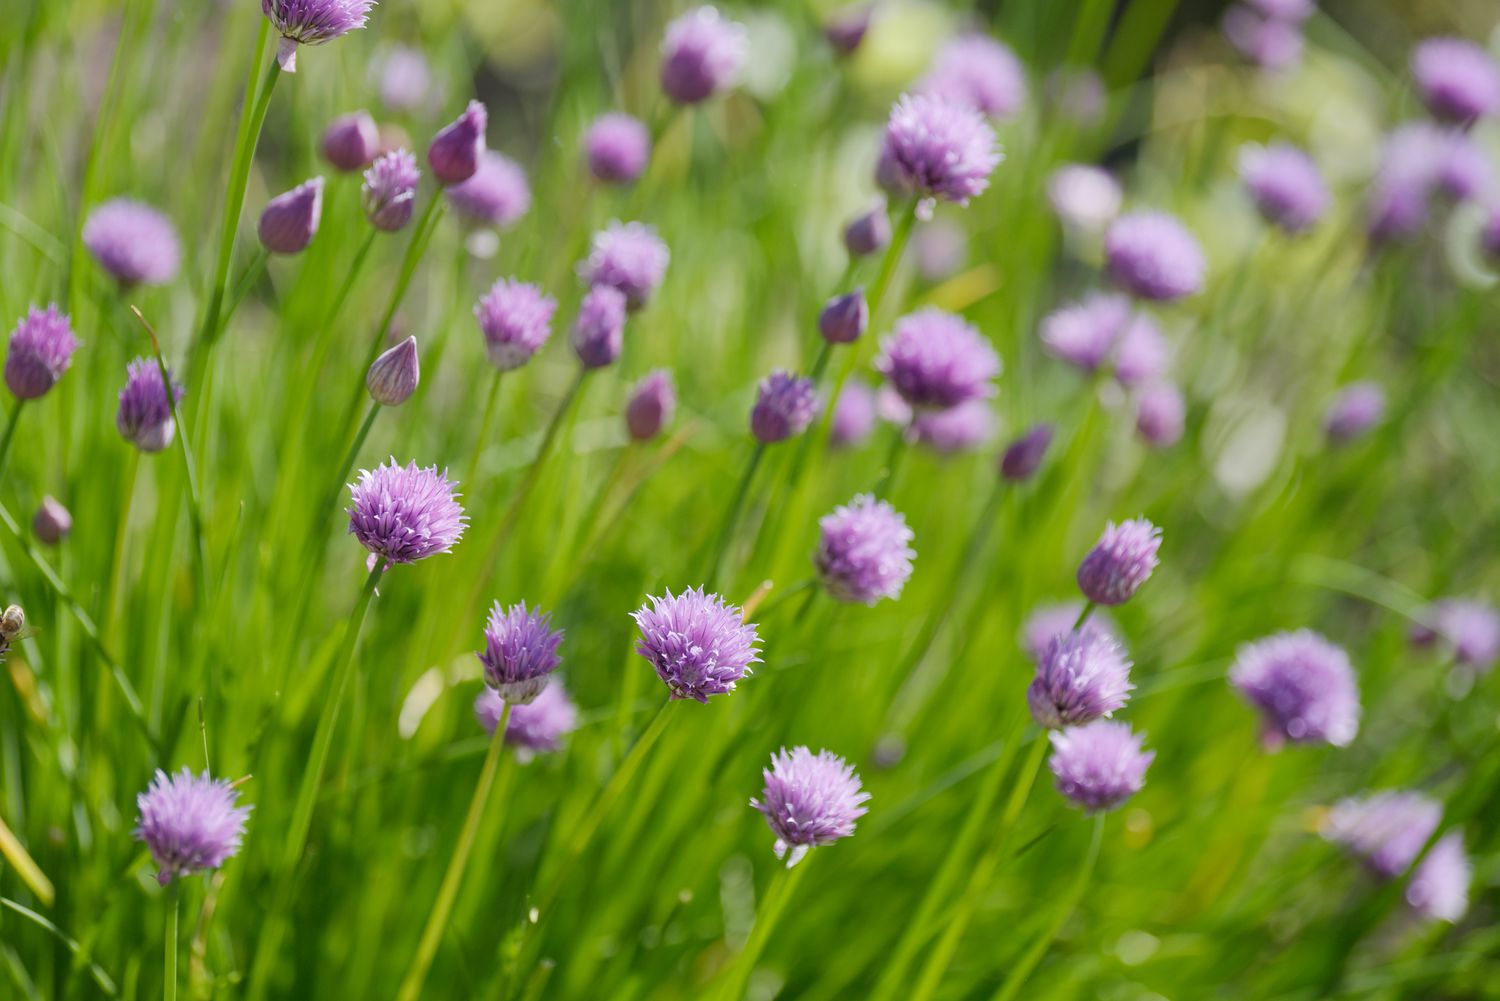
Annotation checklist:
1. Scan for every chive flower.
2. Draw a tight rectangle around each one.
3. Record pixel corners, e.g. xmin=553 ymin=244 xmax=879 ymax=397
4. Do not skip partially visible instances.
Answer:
xmin=625 ymin=369 xmax=676 ymax=441
xmin=474 ymin=279 xmax=557 ymax=372
xmin=819 ymin=290 xmax=868 ymax=345
xmin=881 ymin=93 xmax=1002 ymax=205
xmin=660 ymin=6 xmax=746 ymax=105
xmin=571 ymin=285 xmax=628 ymax=369
xmin=999 ymin=423 xmax=1054 ymax=482
xmin=876 ymin=307 xmax=1000 ymax=410
xmin=1322 ymin=791 xmax=1470 ymax=922
xmin=474 ymin=681 xmax=579 ymax=759
xmin=1239 ymin=142 xmax=1329 ymax=234
xmin=1048 ymin=721 xmax=1154 ymax=813
xmin=6 ymin=305 xmax=78 ymax=400
xmin=322 ymin=111 xmax=380 ymax=172
xmin=918 ymin=34 xmax=1027 ymax=120
xmin=83 ymin=199 xmax=181 ymax=287
xmin=1076 ymin=518 xmax=1162 ymax=606
xmin=1135 ymin=382 xmax=1185 ymax=448
xmin=633 ymin=587 xmax=761 ymax=702
xmin=478 ymin=601 xmax=564 ymax=705
xmin=363 ymin=149 xmax=421 ymax=232
xmin=261 ymin=0 xmax=374 ymax=72
xmin=366 ymin=336 xmax=420 ymax=406
xmin=258 ymin=177 xmax=325 ymax=255
xmin=1323 ymin=382 xmax=1385 ymax=445
xmin=578 ymin=221 xmax=670 ymax=310
xmin=751 ymin=371 xmax=820 ymax=444
xmin=1040 ymin=293 xmax=1130 ymax=374
xmin=116 ymin=358 xmax=183 ymax=453
xmin=347 ymin=459 xmax=466 ymax=567
xmin=750 ymin=747 xmax=870 ymax=867
xmin=584 ymin=113 xmax=651 ymax=185
xmin=1105 ymin=211 xmax=1206 ymax=302
xmin=815 ymin=494 xmax=916 ymax=605
xmin=428 ymin=101 xmax=488 ymax=186
xmin=134 ymin=769 xmax=251 ymax=885
xmin=1028 ymin=629 xmax=1133 ymax=728
xmin=1412 ymin=37 xmax=1500 ymax=126
xmin=1229 ymin=629 xmax=1360 ymax=748
xmin=446 ymin=151 xmax=531 ymax=230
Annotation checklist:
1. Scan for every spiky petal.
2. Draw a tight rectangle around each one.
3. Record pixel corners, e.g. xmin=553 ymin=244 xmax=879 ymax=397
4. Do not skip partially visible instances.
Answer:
xmin=750 ymin=746 xmax=870 ymax=866
xmin=632 ymin=587 xmax=761 ymax=702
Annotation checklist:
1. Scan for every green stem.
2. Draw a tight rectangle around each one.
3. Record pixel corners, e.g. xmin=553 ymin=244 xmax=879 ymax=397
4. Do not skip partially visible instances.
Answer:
xmin=224 ymin=246 xmax=270 ymax=322
xmin=1072 ymin=601 xmax=1095 ymax=631
xmin=490 ymin=370 xmax=586 ymax=551
xmin=280 ymin=563 xmax=383 ymax=868
xmin=396 ymin=703 xmax=514 ymax=1001
xmin=991 ymin=814 xmax=1104 ymax=1001
xmin=865 ymin=201 xmax=917 ymax=321
xmin=328 ymin=403 xmax=381 ymax=518
xmin=718 ymin=857 xmax=812 ymax=1001
xmin=872 ymin=423 xmax=908 ymax=498
xmin=807 ymin=340 xmax=833 ymax=384
xmin=0 ymin=398 xmax=24 ymax=478
xmin=163 ymin=884 xmax=179 ymax=1001
xmin=465 ymin=370 xmax=504 ymax=488
xmin=705 ymin=443 xmax=766 ymax=587
xmin=909 ymin=734 xmax=1050 ymax=1001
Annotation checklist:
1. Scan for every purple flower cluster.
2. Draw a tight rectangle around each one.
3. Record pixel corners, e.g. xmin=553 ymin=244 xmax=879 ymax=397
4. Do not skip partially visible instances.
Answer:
xmin=918 ymin=35 xmax=1027 ymax=120
xmin=83 ymin=199 xmax=181 ymax=287
xmin=262 ymin=0 xmax=373 ymax=71
xmin=446 ymin=151 xmax=531 ymax=230
xmin=478 ymin=601 xmax=564 ymax=704
xmin=347 ymin=459 xmax=466 ymax=567
xmin=1239 ymin=142 xmax=1329 ymax=234
xmin=1323 ymin=382 xmax=1385 ymax=445
xmin=474 ymin=681 xmax=579 ymax=758
xmin=750 ymin=747 xmax=870 ymax=866
xmin=1222 ymin=4 xmax=1305 ymax=71
xmin=1135 ymin=382 xmax=1185 ymax=448
xmin=814 ymin=495 xmax=916 ymax=605
xmin=1048 ymin=722 xmax=1154 ymax=813
xmin=117 ymin=358 xmax=184 ymax=453
xmin=660 ymin=7 xmax=746 ymax=105
xmin=1323 ymin=791 xmax=1470 ymax=922
xmin=572 ymin=285 xmax=628 ymax=369
xmin=1229 ymin=629 xmax=1360 ymax=748
xmin=1076 ymin=518 xmax=1162 ymax=606
xmin=1412 ymin=37 xmax=1500 ymax=126
xmin=579 ymin=222 xmax=670 ymax=310
xmin=134 ymin=769 xmax=251 ymax=885
xmin=1105 ymin=211 xmax=1206 ymax=302
xmin=363 ymin=150 xmax=421 ymax=232
xmin=1028 ymin=630 xmax=1133 ymax=728
xmin=1412 ymin=598 xmax=1500 ymax=672
xmin=633 ymin=587 xmax=761 ymax=702
xmin=751 ymin=371 xmax=820 ymax=444
xmin=6 ymin=306 xmax=78 ymax=400
xmin=881 ymin=93 xmax=1002 ymax=206
xmin=876 ymin=308 xmax=1000 ymax=411
xmin=585 ymin=114 xmax=652 ymax=185
xmin=1040 ymin=293 xmax=1130 ymax=373
xmin=474 ymin=279 xmax=557 ymax=372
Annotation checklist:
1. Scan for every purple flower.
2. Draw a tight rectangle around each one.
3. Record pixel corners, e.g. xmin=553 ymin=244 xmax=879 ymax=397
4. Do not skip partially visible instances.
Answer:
xmin=1412 ymin=37 xmax=1500 ymax=126
xmin=33 ymin=496 xmax=72 ymax=546
xmin=1076 ymin=518 xmax=1161 ymax=606
xmin=882 ymin=93 xmax=1002 ymax=205
xmin=830 ymin=381 xmax=877 ymax=449
xmin=1135 ymin=382 xmax=1185 ymax=448
xmin=819 ymin=290 xmax=868 ymax=345
xmin=751 ymin=371 xmax=820 ymax=444
xmin=910 ymin=399 xmax=994 ymax=454
xmin=258 ymin=176 xmax=325 ymax=255
xmin=474 ymin=681 xmax=579 ymax=758
xmin=625 ymin=369 xmax=676 ymax=441
xmin=1040 ymin=293 xmax=1130 ymax=373
xmin=1113 ymin=314 xmax=1169 ymax=387
xmin=1432 ymin=130 xmax=1490 ymax=203
xmin=1028 ymin=629 xmax=1133 ymax=727
xmin=1408 ymin=831 xmax=1471 ymax=922
xmin=445 ymin=151 xmax=531 ymax=230
xmin=1414 ymin=599 xmax=1500 ymax=672
xmin=83 ymin=199 xmax=181 ymax=287
xmin=363 ymin=149 xmax=421 ymax=232
xmin=844 ymin=206 xmax=891 ymax=257
xmin=378 ymin=45 xmax=432 ymax=111
xmin=1229 ymin=629 xmax=1360 ymax=748
xmin=1105 ymin=211 xmax=1206 ymax=302
xmin=474 ymin=279 xmax=557 ymax=372
xmin=1239 ymin=143 xmax=1329 ymax=234
xmin=1323 ymin=381 xmax=1384 ymax=445
xmin=1048 ymin=721 xmax=1154 ymax=813
xmin=478 ymin=601 xmax=564 ymax=704
xmin=999 ymin=423 xmax=1054 ymax=482
xmin=1021 ymin=602 xmax=1118 ymax=664
xmin=572 ymin=285 xmax=628 ymax=369
xmin=633 ymin=587 xmax=761 ymax=703
xmin=1047 ymin=164 xmax=1122 ymax=232
xmin=6 ymin=305 xmax=78 ymax=400
xmin=585 ymin=113 xmax=651 ymax=185
xmin=347 ymin=459 xmax=466 ymax=567
xmin=322 ymin=111 xmax=380 ymax=172
xmin=660 ymin=6 xmax=746 ymax=105
xmin=1223 ymin=6 xmax=1303 ymax=71
xmin=578 ymin=222 xmax=670 ymax=310
xmin=366 ymin=336 xmax=420 ymax=406
xmin=918 ymin=34 xmax=1027 ymax=120
xmin=428 ymin=101 xmax=488 ymax=186
xmin=1323 ymin=792 xmax=1470 ymax=922
xmin=1045 ymin=68 xmax=1107 ymax=125
xmin=134 ymin=769 xmax=251 ymax=885
xmin=261 ymin=0 xmax=374 ymax=71
xmin=815 ymin=494 xmax=915 ymax=605
xmin=824 ymin=5 xmax=873 ymax=56
xmin=1365 ymin=123 xmax=1486 ymax=241
xmin=876 ymin=307 xmax=1000 ymax=410
xmin=116 ymin=358 xmax=183 ymax=453
xmin=750 ymin=747 xmax=870 ymax=867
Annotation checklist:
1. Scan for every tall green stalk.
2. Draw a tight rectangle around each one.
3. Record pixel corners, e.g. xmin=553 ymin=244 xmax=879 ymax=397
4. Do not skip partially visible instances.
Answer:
xmin=717 ymin=857 xmax=812 ymax=1001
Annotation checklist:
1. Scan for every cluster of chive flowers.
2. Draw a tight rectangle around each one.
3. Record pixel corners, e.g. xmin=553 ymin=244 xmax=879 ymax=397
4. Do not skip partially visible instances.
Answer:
xmin=6 ymin=306 xmax=78 ymax=400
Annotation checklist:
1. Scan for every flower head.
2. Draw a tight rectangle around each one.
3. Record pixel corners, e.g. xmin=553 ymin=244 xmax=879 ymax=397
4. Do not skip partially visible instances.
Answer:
xmin=134 ymin=769 xmax=251 ymax=885
xmin=33 ymin=496 xmax=72 ymax=546
xmin=347 ymin=459 xmax=466 ymax=566
xmin=1323 ymin=382 xmax=1384 ymax=445
xmin=911 ymin=399 xmax=994 ymax=454
xmin=474 ymin=681 xmax=579 ymax=758
xmin=258 ymin=177 xmax=325 ymax=255
xmin=1047 ymin=164 xmax=1122 ymax=232
xmin=445 ymin=151 xmax=530 ymax=230
xmin=1323 ymin=791 xmax=1470 ymax=922
xmin=1040 ymin=293 xmax=1131 ymax=374
xmin=578 ymin=222 xmax=670 ymax=310
xmin=474 ymin=279 xmax=557 ymax=372
xmin=1105 ymin=211 xmax=1206 ymax=302
xmin=1239 ymin=143 xmax=1329 ymax=234
xmin=819 ymin=290 xmax=868 ymax=345
xmin=1135 ymin=382 xmax=1185 ymax=448
xmin=478 ymin=601 xmax=564 ymax=704
xmin=844 ymin=206 xmax=891 ymax=257
xmin=1113 ymin=314 xmax=1169 ymax=387
xmin=572 ymin=285 xmax=628 ymax=369
xmin=830 ymin=381 xmax=877 ymax=449
xmin=585 ymin=113 xmax=651 ymax=185
xmin=1020 ymin=602 xmax=1118 ymax=663
xmin=1076 ymin=518 xmax=1161 ymax=606
xmin=881 ymin=93 xmax=1002 ymax=205
xmin=261 ymin=0 xmax=374 ymax=71
xmin=366 ymin=336 xmax=420 ymax=406
xmin=83 ymin=199 xmax=181 ymax=287
xmin=876 ymin=307 xmax=1000 ymax=410
xmin=1223 ymin=6 xmax=1303 ymax=71
xmin=751 ymin=371 xmax=820 ymax=444
xmin=6 ymin=305 xmax=78 ymax=400
xmin=1229 ymin=629 xmax=1360 ymax=748
xmin=117 ymin=358 xmax=184 ymax=453
xmin=1048 ymin=721 xmax=1154 ymax=813
xmin=660 ymin=7 xmax=746 ymax=105
xmin=428 ymin=101 xmax=488 ymax=186
xmin=322 ymin=111 xmax=380 ymax=172
xmin=751 ymin=747 xmax=870 ymax=866
xmin=815 ymin=495 xmax=915 ymax=605
xmin=1414 ymin=598 xmax=1500 ymax=672
xmin=825 ymin=5 xmax=874 ymax=55
xmin=1412 ymin=37 xmax=1500 ymax=126
xmin=918 ymin=34 xmax=1027 ymax=120
xmin=999 ymin=423 xmax=1054 ymax=482
xmin=363 ymin=149 xmax=421 ymax=232
xmin=633 ymin=587 xmax=761 ymax=702
xmin=1028 ymin=629 xmax=1133 ymax=727
xmin=625 ymin=369 xmax=676 ymax=441
xmin=378 ymin=45 xmax=432 ymax=111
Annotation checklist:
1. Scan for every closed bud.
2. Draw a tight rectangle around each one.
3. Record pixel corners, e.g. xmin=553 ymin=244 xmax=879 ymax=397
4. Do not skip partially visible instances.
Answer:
xmin=843 ymin=207 xmax=891 ymax=257
xmin=427 ymin=101 xmax=487 ymax=186
xmin=999 ymin=423 xmax=1054 ymax=481
xmin=321 ymin=111 xmax=379 ymax=172
xmin=258 ymin=177 xmax=325 ymax=255
xmin=819 ymin=290 xmax=868 ymax=344
xmin=33 ymin=496 xmax=71 ymax=545
xmin=367 ymin=336 xmax=420 ymax=406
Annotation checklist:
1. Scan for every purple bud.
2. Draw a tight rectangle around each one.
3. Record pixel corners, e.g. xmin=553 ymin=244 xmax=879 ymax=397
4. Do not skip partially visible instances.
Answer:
xmin=1323 ymin=791 xmax=1470 ymax=923
xmin=584 ymin=113 xmax=652 ymax=186
xmin=1028 ymin=630 xmax=1133 ymax=727
xmin=751 ymin=371 xmax=821 ymax=444
xmin=824 ymin=5 xmax=874 ymax=56
xmin=474 ymin=279 xmax=557 ymax=372
xmin=6 ymin=305 xmax=79 ymax=399
xmin=366 ymin=336 xmax=420 ymax=406
xmin=1239 ymin=142 xmax=1329 ymax=234
xmin=1049 ymin=721 xmax=1154 ymax=813
xmin=1076 ymin=517 xmax=1162 ymax=606
xmin=362 ymin=149 xmax=421 ymax=232
xmin=1105 ymin=211 xmax=1206 ymax=302
xmin=478 ymin=601 xmax=564 ymax=705
xmin=116 ymin=358 xmax=184 ymax=453
xmin=815 ymin=494 xmax=916 ymax=605
xmin=427 ymin=101 xmax=488 ymax=186
xmin=882 ymin=92 xmax=1002 ymax=205
xmin=830 ymin=381 xmax=878 ymax=449
xmin=83 ymin=199 xmax=181 ymax=288
xmin=571 ymin=285 xmax=628 ymax=369
xmin=33 ymin=496 xmax=72 ymax=545
xmin=258 ymin=177 xmax=324 ymax=255
xmin=751 ymin=747 xmax=870 ymax=867
xmin=918 ymin=34 xmax=1027 ymax=121
xmin=999 ymin=423 xmax=1054 ymax=482
xmin=819 ymin=290 xmax=868 ymax=344
xmin=660 ymin=6 xmax=747 ymax=105
xmin=844 ymin=206 xmax=892 ymax=257
xmin=1412 ymin=37 xmax=1500 ymax=126
xmin=625 ymin=369 xmax=676 ymax=441
xmin=1135 ymin=383 xmax=1185 ymax=448
xmin=322 ymin=111 xmax=380 ymax=172
xmin=1323 ymin=381 xmax=1384 ymax=445
xmin=262 ymin=0 xmax=374 ymax=72
xmin=445 ymin=151 xmax=531 ymax=230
